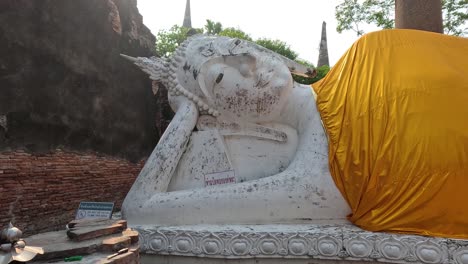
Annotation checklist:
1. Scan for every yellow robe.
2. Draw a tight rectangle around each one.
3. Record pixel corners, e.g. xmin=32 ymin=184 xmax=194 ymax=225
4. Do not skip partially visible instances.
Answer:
xmin=312 ymin=29 xmax=468 ymax=239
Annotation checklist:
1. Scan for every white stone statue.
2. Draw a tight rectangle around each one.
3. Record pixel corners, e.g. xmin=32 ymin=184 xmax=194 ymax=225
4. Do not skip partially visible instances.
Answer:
xmin=120 ymin=34 xmax=468 ymax=264
xmin=121 ymin=35 xmax=351 ymax=226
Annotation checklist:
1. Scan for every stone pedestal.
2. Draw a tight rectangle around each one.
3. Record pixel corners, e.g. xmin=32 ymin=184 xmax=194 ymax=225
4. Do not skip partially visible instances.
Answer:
xmin=135 ymin=224 xmax=468 ymax=264
xmin=141 ymin=255 xmax=380 ymax=264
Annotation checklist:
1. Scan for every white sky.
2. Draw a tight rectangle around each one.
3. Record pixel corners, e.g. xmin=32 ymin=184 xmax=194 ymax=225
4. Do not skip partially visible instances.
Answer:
xmin=137 ymin=0 xmax=375 ymax=66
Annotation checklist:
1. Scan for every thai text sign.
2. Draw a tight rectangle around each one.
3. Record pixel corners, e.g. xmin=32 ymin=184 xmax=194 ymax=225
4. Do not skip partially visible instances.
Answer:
xmin=75 ymin=202 xmax=114 ymax=220
xmin=204 ymin=170 xmax=236 ymax=187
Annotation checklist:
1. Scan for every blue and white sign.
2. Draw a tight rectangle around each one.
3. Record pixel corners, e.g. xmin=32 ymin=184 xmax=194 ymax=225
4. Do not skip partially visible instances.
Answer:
xmin=75 ymin=202 xmax=114 ymax=220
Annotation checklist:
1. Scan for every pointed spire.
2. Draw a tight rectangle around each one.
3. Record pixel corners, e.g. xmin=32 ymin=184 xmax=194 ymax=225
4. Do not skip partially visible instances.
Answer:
xmin=317 ymin=21 xmax=329 ymax=67
xmin=183 ymin=0 xmax=192 ymax=28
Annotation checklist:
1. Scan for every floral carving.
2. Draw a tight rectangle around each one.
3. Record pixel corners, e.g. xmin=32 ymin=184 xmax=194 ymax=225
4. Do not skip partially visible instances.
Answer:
xmin=135 ymin=224 xmax=466 ymax=263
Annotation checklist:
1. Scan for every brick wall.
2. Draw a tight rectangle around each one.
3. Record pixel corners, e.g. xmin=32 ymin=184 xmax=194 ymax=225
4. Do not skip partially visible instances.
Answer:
xmin=0 ymin=149 xmax=144 ymax=235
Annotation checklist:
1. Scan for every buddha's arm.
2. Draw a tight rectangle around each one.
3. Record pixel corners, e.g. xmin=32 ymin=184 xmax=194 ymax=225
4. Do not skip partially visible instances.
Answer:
xmin=134 ymin=158 xmax=346 ymax=226
xmin=122 ymin=100 xmax=198 ymax=214
xmin=125 ymin=87 xmax=350 ymax=226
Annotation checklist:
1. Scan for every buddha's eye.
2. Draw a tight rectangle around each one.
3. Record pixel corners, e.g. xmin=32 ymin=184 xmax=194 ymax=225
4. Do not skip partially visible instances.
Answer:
xmin=215 ymin=73 xmax=224 ymax=84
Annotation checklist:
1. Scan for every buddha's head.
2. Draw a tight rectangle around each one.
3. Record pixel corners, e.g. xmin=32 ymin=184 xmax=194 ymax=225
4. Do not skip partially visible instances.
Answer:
xmin=123 ymin=35 xmax=315 ymax=123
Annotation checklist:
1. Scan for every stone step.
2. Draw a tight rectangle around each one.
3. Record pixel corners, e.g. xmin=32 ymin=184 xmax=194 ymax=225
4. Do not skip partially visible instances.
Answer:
xmin=25 ymin=219 xmax=139 ymax=263
xmin=67 ymin=220 xmax=127 ymax=241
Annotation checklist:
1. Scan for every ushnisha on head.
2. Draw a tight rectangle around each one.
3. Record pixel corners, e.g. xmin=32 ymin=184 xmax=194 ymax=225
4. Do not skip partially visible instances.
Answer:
xmin=121 ymin=35 xmax=316 ymax=122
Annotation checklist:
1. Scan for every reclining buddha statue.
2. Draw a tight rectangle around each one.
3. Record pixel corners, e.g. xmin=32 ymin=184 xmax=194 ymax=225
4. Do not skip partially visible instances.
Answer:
xmin=121 ymin=34 xmax=351 ymax=226
xmin=122 ymin=29 xmax=468 ymax=246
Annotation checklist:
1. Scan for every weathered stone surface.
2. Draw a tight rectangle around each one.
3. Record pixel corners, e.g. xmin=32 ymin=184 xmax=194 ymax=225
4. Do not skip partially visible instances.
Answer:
xmin=101 ymin=236 xmax=131 ymax=252
xmin=68 ymin=219 xmax=127 ymax=230
xmin=67 ymin=220 xmax=126 ymax=241
xmin=68 ymin=219 xmax=114 ymax=229
xmin=26 ymin=230 xmax=115 ymax=260
xmin=0 ymin=0 xmax=172 ymax=161
xmin=105 ymin=248 xmax=139 ymax=264
xmin=32 ymin=252 xmax=139 ymax=264
xmin=26 ymin=222 xmax=140 ymax=263
xmin=140 ymin=256 xmax=380 ymax=264
xmin=136 ymin=224 xmax=468 ymax=264
xmin=122 ymin=228 xmax=139 ymax=244
xmin=0 ymin=0 xmax=173 ymax=235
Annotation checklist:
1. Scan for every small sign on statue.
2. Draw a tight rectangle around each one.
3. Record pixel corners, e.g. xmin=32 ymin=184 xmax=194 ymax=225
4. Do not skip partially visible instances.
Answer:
xmin=204 ymin=170 xmax=236 ymax=187
xmin=75 ymin=202 xmax=114 ymax=220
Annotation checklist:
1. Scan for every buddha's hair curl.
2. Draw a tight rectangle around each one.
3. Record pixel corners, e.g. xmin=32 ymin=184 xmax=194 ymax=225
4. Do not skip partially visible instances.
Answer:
xmin=122 ymin=35 xmax=220 ymax=117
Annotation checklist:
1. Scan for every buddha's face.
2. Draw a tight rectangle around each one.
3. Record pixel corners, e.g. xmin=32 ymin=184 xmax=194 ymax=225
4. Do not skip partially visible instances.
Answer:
xmin=170 ymin=36 xmax=294 ymax=123
xmin=198 ymin=51 xmax=293 ymax=123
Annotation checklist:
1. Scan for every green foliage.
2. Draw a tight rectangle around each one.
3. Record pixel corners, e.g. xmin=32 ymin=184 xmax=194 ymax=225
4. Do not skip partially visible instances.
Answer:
xmin=206 ymin=19 xmax=254 ymax=41
xmin=155 ymin=25 xmax=202 ymax=57
xmin=335 ymin=0 xmax=396 ymax=36
xmin=293 ymin=60 xmax=330 ymax=84
xmin=443 ymin=0 xmax=468 ymax=36
xmin=336 ymin=0 xmax=369 ymax=35
xmin=314 ymin=65 xmax=332 ymax=83
xmin=335 ymin=0 xmax=468 ymax=36
xmin=218 ymin=27 xmax=253 ymax=41
xmin=155 ymin=25 xmax=190 ymax=58
xmin=255 ymin=39 xmax=298 ymax=60
xmin=253 ymin=40 xmax=327 ymax=84
xmin=364 ymin=0 xmax=395 ymax=28
xmin=205 ymin=19 xmax=223 ymax=35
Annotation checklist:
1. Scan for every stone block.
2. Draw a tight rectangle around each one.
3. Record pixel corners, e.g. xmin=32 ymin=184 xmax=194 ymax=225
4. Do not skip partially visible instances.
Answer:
xmin=67 ymin=223 xmax=126 ymax=241
xmin=101 ymin=236 xmax=131 ymax=252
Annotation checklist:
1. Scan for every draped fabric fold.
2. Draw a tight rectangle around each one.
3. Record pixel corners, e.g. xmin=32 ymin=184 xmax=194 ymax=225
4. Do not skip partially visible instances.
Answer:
xmin=312 ymin=29 xmax=468 ymax=239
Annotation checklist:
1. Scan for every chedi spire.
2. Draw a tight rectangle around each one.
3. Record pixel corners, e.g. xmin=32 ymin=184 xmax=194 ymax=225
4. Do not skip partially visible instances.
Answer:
xmin=183 ymin=0 xmax=192 ymax=28
xmin=317 ymin=21 xmax=329 ymax=67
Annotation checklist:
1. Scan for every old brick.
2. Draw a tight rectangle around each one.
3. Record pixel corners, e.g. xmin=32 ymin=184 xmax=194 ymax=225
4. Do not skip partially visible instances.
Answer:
xmin=0 ymin=149 xmax=144 ymax=235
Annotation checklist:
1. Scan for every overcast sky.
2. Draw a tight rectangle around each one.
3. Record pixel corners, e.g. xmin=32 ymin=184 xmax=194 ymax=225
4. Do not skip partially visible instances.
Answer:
xmin=136 ymin=0 xmax=379 ymax=66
